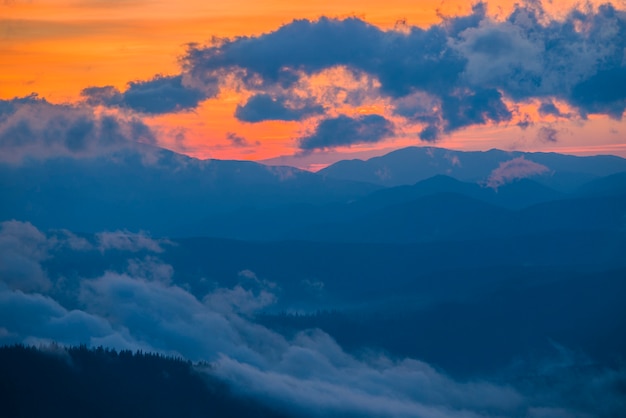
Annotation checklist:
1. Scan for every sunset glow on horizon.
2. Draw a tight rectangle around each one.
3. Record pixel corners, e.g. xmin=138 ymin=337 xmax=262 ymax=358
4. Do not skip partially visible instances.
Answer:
xmin=2 ymin=0 xmax=625 ymax=168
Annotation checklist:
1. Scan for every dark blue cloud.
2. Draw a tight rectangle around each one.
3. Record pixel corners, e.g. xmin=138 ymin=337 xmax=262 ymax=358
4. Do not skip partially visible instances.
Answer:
xmin=57 ymin=0 xmax=626 ymax=150
xmin=185 ymin=17 xmax=467 ymax=99
xmin=439 ymin=2 xmax=487 ymax=38
xmin=123 ymin=75 xmax=205 ymax=114
xmin=538 ymin=101 xmax=565 ymax=117
xmin=537 ymin=126 xmax=559 ymax=143
xmin=419 ymin=125 xmax=440 ymax=142
xmin=571 ymin=67 xmax=626 ymax=118
xmin=82 ymin=75 xmax=205 ymax=115
xmin=82 ymin=86 xmax=123 ymax=108
xmin=179 ymin=2 xmax=626 ymax=139
xmin=500 ymin=2 xmax=626 ymax=113
xmin=441 ymin=88 xmax=512 ymax=131
xmin=235 ymin=94 xmax=323 ymax=122
xmin=299 ymin=114 xmax=394 ymax=150
xmin=184 ymin=18 xmax=385 ymax=87
xmin=225 ymin=132 xmax=259 ymax=147
xmin=517 ymin=115 xmax=532 ymax=129
xmin=406 ymin=88 xmax=512 ymax=140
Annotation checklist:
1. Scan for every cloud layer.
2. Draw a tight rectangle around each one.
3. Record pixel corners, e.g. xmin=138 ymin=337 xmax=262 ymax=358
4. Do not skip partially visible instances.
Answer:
xmin=235 ymin=94 xmax=324 ymax=122
xmin=82 ymin=75 xmax=206 ymax=115
xmin=0 ymin=95 xmax=156 ymax=162
xmin=299 ymin=114 xmax=394 ymax=150
xmin=1 ymin=221 xmax=624 ymax=417
xmin=87 ymin=0 xmax=624 ymax=148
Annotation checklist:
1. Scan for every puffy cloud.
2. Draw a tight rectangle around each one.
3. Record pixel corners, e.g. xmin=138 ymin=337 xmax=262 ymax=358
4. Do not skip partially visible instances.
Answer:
xmin=81 ymin=86 xmax=124 ymax=107
xmin=204 ymin=270 xmax=277 ymax=316
xmin=0 ymin=286 xmax=138 ymax=349
xmin=0 ymin=223 xmax=167 ymax=293
xmin=538 ymin=101 xmax=567 ymax=118
xmin=393 ymin=87 xmax=513 ymax=140
xmin=225 ymin=132 xmax=259 ymax=147
xmin=50 ymin=229 xmax=93 ymax=251
xmin=440 ymin=88 xmax=512 ymax=131
xmin=0 ymin=93 xmax=43 ymax=121
xmin=299 ymin=114 xmax=394 ymax=150
xmin=235 ymin=94 xmax=323 ymax=122
xmin=0 ymin=96 xmax=156 ymax=163
xmin=184 ymin=15 xmax=467 ymax=102
xmin=213 ymin=344 xmax=522 ymax=418
xmin=485 ymin=156 xmax=550 ymax=189
xmin=537 ymin=126 xmax=559 ymax=143
xmin=419 ymin=124 xmax=441 ymax=141
xmin=126 ymin=256 xmax=174 ymax=284
xmin=77 ymin=272 xmax=253 ymax=361
xmin=1 ymin=257 xmax=526 ymax=417
xmin=82 ymin=75 xmax=206 ymax=115
xmin=571 ymin=67 xmax=626 ymax=118
xmin=503 ymin=2 xmax=626 ymax=117
xmin=454 ymin=20 xmax=543 ymax=100
xmin=203 ymin=285 xmax=276 ymax=316
xmin=175 ymin=2 xmax=626 ymax=142
xmin=183 ymin=17 xmax=388 ymax=88
xmin=0 ymin=220 xmax=51 ymax=292
xmin=96 ymin=230 xmax=171 ymax=253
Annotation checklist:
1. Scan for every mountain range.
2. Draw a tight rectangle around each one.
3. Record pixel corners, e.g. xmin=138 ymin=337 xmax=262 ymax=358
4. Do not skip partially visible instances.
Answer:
xmin=319 ymin=146 xmax=626 ymax=190
xmin=3 ymin=144 xmax=626 ymax=416
xmin=2 ymin=145 xmax=626 ymax=240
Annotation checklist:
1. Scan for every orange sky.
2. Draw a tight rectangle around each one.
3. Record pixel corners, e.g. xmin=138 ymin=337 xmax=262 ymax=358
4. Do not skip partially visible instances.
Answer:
xmin=2 ymin=0 xmax=625 ymax=167
xmin=2 ymin=0 xmax=470 ymax=101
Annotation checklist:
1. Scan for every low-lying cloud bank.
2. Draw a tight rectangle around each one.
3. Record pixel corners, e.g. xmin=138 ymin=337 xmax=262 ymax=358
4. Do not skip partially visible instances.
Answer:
xmin=1 ymin=220 xmax=624 ymax=417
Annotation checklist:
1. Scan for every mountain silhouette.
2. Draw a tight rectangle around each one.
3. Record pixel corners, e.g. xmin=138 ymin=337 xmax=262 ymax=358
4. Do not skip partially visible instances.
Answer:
xmin=320 ymin=146 xmax=626 ymax=190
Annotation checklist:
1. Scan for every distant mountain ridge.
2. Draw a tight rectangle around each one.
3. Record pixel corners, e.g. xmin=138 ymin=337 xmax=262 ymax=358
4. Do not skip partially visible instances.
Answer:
xmin=351 ymin=175 xmax=564 ymax=211
xmin=0 ymin=146 xmax=380 ymax=235
xmin=319 ymin=146 xmax=626 ymax=190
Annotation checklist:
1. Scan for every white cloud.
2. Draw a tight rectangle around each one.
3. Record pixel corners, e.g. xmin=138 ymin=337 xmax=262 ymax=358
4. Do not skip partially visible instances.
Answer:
xmin=52 ymin=229 xmax=93 ymax=251
xmin=126 ymin=256 xmax=174 ymax=284
xmin=96 ymin=230 xmax=171 ymax=253
xmin=1 ymin=225 xmax=624 ymax=417
xmin=0 ymin=97 xmax=156 ymax=163
xmin=0 ymin=220 xmax=52 ymax=292
xmin=485 ymin=156 xmax=550 ymax=189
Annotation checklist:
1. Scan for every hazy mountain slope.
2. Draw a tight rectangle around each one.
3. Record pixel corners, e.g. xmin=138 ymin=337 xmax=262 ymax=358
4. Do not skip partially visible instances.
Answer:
xmin=259 ymin=266 xmax=626 ymax=377
xmin=282 ymin=192 xmax=626 ymax=243
xmin=296 ymin=193 xmax=510 ymax=243
xmin=176 ymin=174 xmax=622 ymax=242
xmin=0 ymin=147 xmax=379 ymax=235
xmin=350 ymin=175 xmax=563 ymax=211
xmin=574 ymin=171 xmax=626 ymax=197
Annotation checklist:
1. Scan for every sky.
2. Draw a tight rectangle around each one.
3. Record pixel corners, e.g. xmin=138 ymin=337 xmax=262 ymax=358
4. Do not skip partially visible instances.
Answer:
xmin=2 ymin=0 xmax=626 ymax=169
